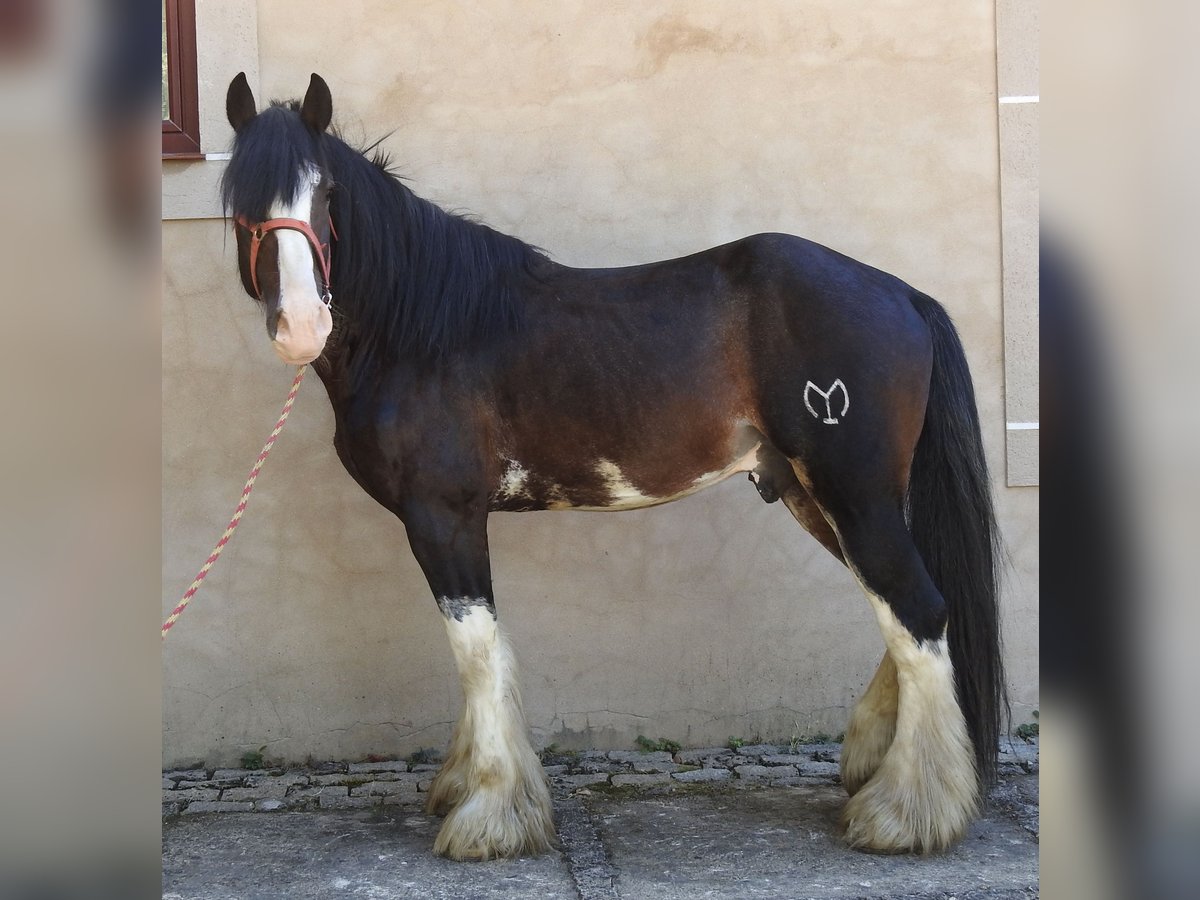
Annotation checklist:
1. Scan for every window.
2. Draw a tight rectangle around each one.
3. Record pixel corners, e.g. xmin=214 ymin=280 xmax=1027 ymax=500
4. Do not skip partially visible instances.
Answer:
xmin=162 ymin=0 xmax=200 ymax=157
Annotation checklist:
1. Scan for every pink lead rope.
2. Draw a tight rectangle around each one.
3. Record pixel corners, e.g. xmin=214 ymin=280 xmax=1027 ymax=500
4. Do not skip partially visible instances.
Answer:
xmin=162 ymin=365 xmax=308 ymax=640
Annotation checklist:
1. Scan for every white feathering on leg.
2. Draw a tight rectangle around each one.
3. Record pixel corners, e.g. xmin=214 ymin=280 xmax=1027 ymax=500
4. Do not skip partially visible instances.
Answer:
xmin=428 ymin=604 xmax=556 ymax=860
xmin=841 ymin=651 xmax=899 ymax=796
xmin=841 ymin=594 xmax=978 ymax=853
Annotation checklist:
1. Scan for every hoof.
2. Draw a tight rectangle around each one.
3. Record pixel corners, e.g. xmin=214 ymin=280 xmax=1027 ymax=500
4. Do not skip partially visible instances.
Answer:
xmin=841 ymin=765 xmax=976 ymax=854
xmin=432 ymin=779 xmax=557 ymax=861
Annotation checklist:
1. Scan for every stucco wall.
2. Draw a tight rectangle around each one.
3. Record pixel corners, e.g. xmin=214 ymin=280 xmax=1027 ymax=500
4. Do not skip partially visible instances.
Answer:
xmin=163 ymin=0 xmax=1038 ymax=767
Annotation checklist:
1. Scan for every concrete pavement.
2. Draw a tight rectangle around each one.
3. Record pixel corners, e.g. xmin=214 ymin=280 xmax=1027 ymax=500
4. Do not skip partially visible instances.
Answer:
xmin=163 ymin=753 xmax=1038 ymax=899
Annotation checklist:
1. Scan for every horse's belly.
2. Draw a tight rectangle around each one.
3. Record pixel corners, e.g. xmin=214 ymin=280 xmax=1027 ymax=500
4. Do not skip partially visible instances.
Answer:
xmin=491 ymin=440 xmax=763 ymax=512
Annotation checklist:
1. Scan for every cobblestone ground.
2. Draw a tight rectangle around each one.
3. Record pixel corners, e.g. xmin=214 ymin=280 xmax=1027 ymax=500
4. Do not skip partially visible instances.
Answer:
xmin=163 ymin=738 xmax=1039 ymax=899
xmin=163 ymin=738 xmax=1039 ymax=820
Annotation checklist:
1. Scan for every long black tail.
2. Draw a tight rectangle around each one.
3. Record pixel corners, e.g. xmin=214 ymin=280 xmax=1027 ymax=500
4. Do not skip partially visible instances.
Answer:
xmin=906 ymin=292 xmax=1006 ymax=787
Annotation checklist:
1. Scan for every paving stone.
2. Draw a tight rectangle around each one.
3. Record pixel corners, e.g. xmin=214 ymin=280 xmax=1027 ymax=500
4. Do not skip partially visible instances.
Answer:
xmin=632 ymin=759 xmax=681 ymax=774
xmin=221 ymin=784 xmax=290 ymax=802
xmin=350 ymin=780 xmax=419 ymax=797
xmin=163 ymin=777 xmax=176 ymax=790
xmin=309 ymin=761 xmax=347 ymax=775
xmin=162 ymin=801 xmax=183 ymax=817
xmin=198 ymin=772 xmax=249 ymax=789
xmin=417 ymin=779 xmax=434 ymax=792
xmin=166 ymin=787 xmax=220 ymax=803
xmin=672 ymin=768 xmax=733 ymax=783
xmin=306 ymin=773 xmax=356 ymax=786
xmin=735 ymin=764 xmax=799 ymax=781
xmin=163 ymin=768 xmax=208 ymax=782
xmin=580 ymin=749 xmax=609 ymax=759
xmin=612 ymin=773 xmax=672 ymax=787
xmin=729 ymin=744 xmax=782 ymax=758
xmin=580 ymin=759 xmax=626 ymax=774
xmin=794 ymin=760 xmax=841 ymax=778
xmin=410 ymin=763 xmax=441 ymax=773
xmin=798 ymin=743 xmax=842 ymax=761
xmin=211 ymin=769 xmax=254 ymax=781
xmin=556 ymin=773 xmax=611 ymax=788
xmin=311 ymin=771 xmax=421 ymax=787
xmin=286 ymin=786 xmax=347 ymax=804
xmin=542 ymin=765 xmax=568 ymax=776
xmin=183 ymin=801 xmax=254 ymax=814
xmin=760 ymin=754 xmax=808 ymax=766
xmin=246 ymin=771 xmax=309 ymax=788
xmin=675 ymin=747 xmax=732 ymax=765
xmin=348 ymin=760 xmax=409 ymax=774
xmin=725 ymin=755 xmax=755 ymax=767
xmin=255 ymin=799 xmax=285 ymax=811
xmin=388 ymin=772 xmax=425 ymax=784
xmin=608 ymin=750 xmax=673 ymax=764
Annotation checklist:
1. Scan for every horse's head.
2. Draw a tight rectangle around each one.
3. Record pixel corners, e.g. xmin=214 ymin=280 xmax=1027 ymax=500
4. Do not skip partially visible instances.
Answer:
xmin=223 ymin=73 xmax=336 ymax=366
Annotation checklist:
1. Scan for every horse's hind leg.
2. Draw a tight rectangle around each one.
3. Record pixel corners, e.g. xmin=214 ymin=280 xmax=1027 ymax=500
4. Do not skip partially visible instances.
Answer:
xmin=769 ymin=456 xmax=899 ymax=796
xmin=803 ymin=487 xmax=977 ymax=853
xmin=402 ymin=500 xmax=555 ymax=860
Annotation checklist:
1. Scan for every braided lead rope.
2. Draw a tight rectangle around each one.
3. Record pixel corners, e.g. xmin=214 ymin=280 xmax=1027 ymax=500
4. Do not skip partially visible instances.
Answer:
xmin=162 ymin=365 xmax=308 ymax=640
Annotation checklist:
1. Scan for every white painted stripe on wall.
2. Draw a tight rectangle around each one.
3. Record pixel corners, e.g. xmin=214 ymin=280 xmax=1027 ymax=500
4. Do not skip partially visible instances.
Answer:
xmin=1006 ymin=422 xmax=1040 ymax=430
xmin=999 ymin=96 xmax=1039 ymax=104
xmin=205 ymin=152 xmax=232 ymax=161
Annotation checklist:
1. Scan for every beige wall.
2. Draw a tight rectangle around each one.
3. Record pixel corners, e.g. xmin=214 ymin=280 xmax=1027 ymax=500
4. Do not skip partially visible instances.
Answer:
xmin=163 ymin=0 xmax=1038 ymax=767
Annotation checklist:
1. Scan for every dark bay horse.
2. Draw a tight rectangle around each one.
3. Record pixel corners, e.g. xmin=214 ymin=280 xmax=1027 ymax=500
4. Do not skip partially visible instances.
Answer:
xmin=220 ymin=73 xmax=1003 ymax=860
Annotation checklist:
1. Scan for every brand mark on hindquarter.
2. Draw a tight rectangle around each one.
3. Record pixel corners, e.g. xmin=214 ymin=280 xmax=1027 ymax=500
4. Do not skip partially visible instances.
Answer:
xmin=804 ymin=379 xmax=850 ymax=424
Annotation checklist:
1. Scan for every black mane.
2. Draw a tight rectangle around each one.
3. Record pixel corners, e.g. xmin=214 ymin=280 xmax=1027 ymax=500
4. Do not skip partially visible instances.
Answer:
xmin=221 ymin=101 xmax=543 ymax=373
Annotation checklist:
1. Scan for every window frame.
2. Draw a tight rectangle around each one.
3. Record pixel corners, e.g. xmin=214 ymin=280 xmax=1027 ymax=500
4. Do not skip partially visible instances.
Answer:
xmin=162 ymin=0 xmax=201 ymax=158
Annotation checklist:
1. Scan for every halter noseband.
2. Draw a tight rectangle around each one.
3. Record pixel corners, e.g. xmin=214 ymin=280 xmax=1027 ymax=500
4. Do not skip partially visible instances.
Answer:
xmin=234 ymin=214 xmax=337 ymax=305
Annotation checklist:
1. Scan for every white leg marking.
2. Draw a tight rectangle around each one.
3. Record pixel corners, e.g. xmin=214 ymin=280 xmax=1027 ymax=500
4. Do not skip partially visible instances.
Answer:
xmin=842 ymin=594 xmax=978 ymax=853
xmin=840 ymin=651 xmax=899 ymax=796
xmin=428 ymin=605 xmax=555 ymax=860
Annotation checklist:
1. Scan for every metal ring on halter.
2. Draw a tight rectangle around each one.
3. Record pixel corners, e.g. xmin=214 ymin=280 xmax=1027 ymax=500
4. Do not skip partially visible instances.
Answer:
xmin=321 ymin=288 xmax=333 ymax=307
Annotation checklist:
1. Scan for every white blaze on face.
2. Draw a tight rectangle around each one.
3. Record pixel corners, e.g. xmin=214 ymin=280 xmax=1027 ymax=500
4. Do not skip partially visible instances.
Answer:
xmin=268 ymin=166 xmax=333 ymax=365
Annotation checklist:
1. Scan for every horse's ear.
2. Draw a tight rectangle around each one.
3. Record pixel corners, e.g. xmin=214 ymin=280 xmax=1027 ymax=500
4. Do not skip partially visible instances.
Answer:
xmin=300 ymin=73 xmax=333 ymax=134
xmin=226 ymin=72 xmax=257 ymax=132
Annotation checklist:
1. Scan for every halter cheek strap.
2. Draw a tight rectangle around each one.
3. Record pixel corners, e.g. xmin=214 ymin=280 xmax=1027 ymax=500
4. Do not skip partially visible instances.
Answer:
xmin=234 ymin=214 xmax=337 ymax=305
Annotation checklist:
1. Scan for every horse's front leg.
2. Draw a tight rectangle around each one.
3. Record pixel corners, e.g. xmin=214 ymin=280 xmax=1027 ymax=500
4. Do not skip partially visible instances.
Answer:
xmin=401 ymin=499 xmax=555 ymax=860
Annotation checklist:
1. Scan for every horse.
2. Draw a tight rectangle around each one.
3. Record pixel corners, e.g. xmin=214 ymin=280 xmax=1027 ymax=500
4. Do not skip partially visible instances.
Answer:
xmin=219 ymin=72 xmax=1004 ymax=861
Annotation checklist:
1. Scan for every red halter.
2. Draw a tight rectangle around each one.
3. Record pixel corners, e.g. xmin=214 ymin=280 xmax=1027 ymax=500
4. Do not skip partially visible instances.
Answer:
xmin=234 ymin=214 xmax=337 ymax=305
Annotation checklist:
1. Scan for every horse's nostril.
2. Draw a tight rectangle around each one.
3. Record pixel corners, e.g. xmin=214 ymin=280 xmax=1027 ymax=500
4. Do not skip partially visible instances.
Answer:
xmin=270 ymin=310 xmax=291 ymax=343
